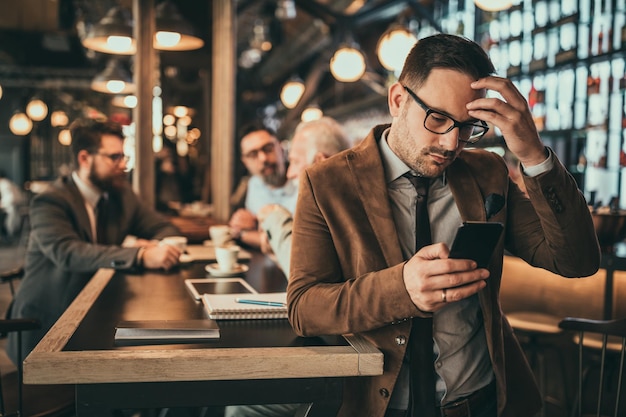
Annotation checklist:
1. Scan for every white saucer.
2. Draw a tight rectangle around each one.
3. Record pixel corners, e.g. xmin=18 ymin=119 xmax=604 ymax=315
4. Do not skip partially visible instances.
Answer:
xmin=205 ymin=263 xmax=249 ymax=277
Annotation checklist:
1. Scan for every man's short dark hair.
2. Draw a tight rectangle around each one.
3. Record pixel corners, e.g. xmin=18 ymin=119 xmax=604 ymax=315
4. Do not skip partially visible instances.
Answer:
xmin=399 ymin=33 xmax=496 ymax=90
xmin=69 ymin=118 xmax=125 ymax=162
xmin=237 ymin=121 xmax=277 ymax=143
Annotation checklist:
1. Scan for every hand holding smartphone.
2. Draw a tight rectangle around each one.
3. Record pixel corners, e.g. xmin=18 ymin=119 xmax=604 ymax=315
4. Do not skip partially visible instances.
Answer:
xmin=448 ymin=221 xmax=504 ymax=268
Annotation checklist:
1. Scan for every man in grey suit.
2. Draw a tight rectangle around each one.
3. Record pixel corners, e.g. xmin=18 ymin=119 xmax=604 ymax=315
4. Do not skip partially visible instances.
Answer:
xmin=7 ymin=118 xmax=182 ymax=365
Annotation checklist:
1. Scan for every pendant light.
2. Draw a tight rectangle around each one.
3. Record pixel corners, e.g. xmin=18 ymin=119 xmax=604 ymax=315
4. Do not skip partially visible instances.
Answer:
xmin=82 ymin=6 xmax=135 ymax=55
xmin=26 ymin=98 xmax=49 ymax=122
xmin=91 ymin=59 xmax=135 ymax=94
xmin=155 ymin=1 xmax=204 ymax=51
xmin=330 ymin=44 xmax=366 ymax=82
xmin=9 ymin=112 xmax=33 ymax=136
xmin=58 ymin=129 xmax=72 ymax=146
xmin=82 ymin=2 xmax=203 ymax=54
xmin=51 ymin=110 xmax=69 ymax=127
xmin=301 ymin=105 xmax=323 ymax=122
xmin=377 ymin=25 xmax=417 ymax=72
xmin=474 ymin=0 xmax=513 ymax=12
xmin=280 ymin=78 xmax=305 ymax=109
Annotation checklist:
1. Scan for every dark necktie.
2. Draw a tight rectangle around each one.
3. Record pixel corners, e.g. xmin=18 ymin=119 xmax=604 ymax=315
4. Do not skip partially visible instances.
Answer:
xmin=403 ymin=172 xmax=436 ymax=417
xmin=96 ymin=196 xmax=109 ymax=244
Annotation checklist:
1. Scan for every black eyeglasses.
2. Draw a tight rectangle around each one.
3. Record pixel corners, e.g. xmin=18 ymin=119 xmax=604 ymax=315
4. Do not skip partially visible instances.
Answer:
xmin=403 ymin=85 xmax=489 ymax=144
xmin=95 ymin=152 xmax=129 ymax=164
xmin=242 ymin=142 xmax=276 ymax=160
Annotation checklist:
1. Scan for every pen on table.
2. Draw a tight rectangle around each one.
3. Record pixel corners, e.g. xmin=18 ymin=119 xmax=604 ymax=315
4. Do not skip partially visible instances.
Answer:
xmin=235 ymin=298 xmax=287 ymax=307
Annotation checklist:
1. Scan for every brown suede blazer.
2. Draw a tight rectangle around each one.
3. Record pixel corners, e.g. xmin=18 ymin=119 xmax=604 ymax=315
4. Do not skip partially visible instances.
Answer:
xmin=288 ymin=124 xmax=601 ymax=417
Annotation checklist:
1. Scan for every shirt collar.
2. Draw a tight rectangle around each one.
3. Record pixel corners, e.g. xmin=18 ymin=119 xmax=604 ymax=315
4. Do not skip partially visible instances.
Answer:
xmin=72 ymin=171 xmax=104 ymax=208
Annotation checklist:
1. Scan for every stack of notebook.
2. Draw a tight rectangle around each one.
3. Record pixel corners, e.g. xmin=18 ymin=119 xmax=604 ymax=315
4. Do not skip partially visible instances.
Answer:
xmin=114 ymin=319 xmax=220 ymax=345
xmin=202 ymin=292 xmax=288 ymax=320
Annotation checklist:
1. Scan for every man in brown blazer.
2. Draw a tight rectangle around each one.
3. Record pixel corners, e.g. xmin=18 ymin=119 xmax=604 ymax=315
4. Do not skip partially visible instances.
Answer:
xmin=288 ymin=34 xmax=600 ymax=417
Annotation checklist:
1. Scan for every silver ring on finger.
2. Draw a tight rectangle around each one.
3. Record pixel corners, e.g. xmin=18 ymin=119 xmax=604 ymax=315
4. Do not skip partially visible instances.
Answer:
xmin=441 ymin=288 xmax=447 ymax=303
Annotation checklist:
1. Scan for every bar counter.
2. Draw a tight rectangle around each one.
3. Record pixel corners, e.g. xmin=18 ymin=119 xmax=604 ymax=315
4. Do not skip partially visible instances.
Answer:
xmin=22 ymin=252 xmax=383 ymax=416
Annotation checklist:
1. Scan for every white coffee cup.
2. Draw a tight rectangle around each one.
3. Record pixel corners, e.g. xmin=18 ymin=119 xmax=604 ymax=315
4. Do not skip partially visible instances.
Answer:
xmin=209 ymin=225 xmax=232 ymax=246
xmin=160 ymin=236 xmax=188 ymax=251
xmin=215 ymin=245 xmax=240 ymax=271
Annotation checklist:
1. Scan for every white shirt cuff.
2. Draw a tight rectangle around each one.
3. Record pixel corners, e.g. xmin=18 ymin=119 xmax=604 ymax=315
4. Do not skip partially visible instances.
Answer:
xmin=521 ymin=147 xmax=553 ymax=177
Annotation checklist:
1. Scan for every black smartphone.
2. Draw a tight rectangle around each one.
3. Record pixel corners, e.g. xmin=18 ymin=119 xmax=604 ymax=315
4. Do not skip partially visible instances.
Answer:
xmin=448 ymin=221 xmax=504 ymax=268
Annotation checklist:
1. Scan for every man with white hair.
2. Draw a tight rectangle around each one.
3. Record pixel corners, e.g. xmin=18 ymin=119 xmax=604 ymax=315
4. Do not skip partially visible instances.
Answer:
xmin=224 ymin=116 xmax=350 ymax=417
xmin=258 ymin=116 xmax=351 ymax=274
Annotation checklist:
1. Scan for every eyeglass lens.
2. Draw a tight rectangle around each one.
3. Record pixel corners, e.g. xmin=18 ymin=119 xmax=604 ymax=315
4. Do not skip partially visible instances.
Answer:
xmin=98 ymin=152 xmax=128 ymax=164
xmin=424 ymin=112 xmax=486 ymax=142
xmin=243 ymin=142 xmax=275 ymax=159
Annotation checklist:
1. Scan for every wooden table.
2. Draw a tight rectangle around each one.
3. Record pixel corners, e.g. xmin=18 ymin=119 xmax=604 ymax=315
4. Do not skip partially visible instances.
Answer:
xmin=168 ymin=215 xmax=218 ymax=243
xmin=23 ymin=253 xmax=383 ymax=416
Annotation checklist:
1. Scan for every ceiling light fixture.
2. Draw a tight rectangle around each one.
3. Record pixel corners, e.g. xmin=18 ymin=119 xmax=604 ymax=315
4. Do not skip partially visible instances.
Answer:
xmin=82 ymin=2 xmax=203 ymax=54
xmin=280 ymin=78 xmax=305 ymax=109
xmin=111 ymin=95 xmax=138 ymax=108
xmin=58 ymin=129 xmax=72 ymax=146
xmin=91 ymin=59 xmax=135 ymax=94
xmin=155 ymin=1 xmax=204 ymax=51
xmin=9 ymin=112 xmax=33 ymax=136
xmin=474 ymin=0 xmax=513 ymax=12
xmin=26 ymin=98 xmax=49 ymax=121
xmin=301 ymin=105 xmax=323 ymax=122
xmin=82 ymin=6 xmax=135 ymax=55
xmin=330 ymin=44 xmax=366 ymax=82
xmin=50 ymin=110 xmax=69 ymax=127
xmin=377 ymin=25 xmax=417 ymax=72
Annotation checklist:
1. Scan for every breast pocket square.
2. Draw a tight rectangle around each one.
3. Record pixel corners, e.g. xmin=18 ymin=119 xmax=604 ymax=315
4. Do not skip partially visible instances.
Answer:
xmin=485 ymin=193 xmax=505 ymax=220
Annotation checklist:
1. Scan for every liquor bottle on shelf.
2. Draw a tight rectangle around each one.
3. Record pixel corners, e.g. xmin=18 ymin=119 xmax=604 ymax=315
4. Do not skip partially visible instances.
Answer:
xmin=614 ymin=0 xmax=625 ymax=50
xmin=534 ymin=0 xmax=549 ymax=27
xmin=557 ymin=68 xmax=575 ymax=130
xmin=574 ymin=65 xmax=589 ymax=130
xmin=587 ymin=62 xmax=610 ymax=129
xmin=561 ymin=0 xmax=577 ymax=16
xmin=555 ymin=20 xmax=577 ymax=64
xmin=585 ymin=128 xmax=608 ymax=169
xmin=546 ymin=25 xmax=559 ymax=68
xmin=530 ymin=30 xmax=548 ymax=72
xmin=530 ymin=75 xmax=546 ymax=131
xmin=609 ymin=59 xmax=625 ymax=134
xmin=544 ymin=71 xmax=560 ymax=131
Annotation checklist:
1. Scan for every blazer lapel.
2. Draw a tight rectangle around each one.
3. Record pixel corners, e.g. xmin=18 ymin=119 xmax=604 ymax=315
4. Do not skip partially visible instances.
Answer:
xmin=346 ymin=126 xmax=404 ymax=266
xmin=62 ymin=176 xmax=96 ymax=242
xmin=446 ymin=157 xmax=488 ymax=222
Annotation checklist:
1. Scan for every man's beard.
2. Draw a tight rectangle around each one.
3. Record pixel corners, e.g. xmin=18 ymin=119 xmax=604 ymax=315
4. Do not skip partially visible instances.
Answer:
xmin=261 ymin=164 xmax=286 ymax=187
xmin=89 ymin=166 xmax=126 ymax=192
xmin=263 ymin=171 xmax=286 ymax=187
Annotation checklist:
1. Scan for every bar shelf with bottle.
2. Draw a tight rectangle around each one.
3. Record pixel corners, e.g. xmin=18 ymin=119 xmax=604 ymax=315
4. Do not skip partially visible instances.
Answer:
xmin=479 ymin=0 xmax=626 ymax=208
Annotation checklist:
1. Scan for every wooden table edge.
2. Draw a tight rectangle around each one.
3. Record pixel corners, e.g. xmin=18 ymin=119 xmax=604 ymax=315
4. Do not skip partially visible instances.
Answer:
xmin=23 ymin=268 xmax=383 ymax=384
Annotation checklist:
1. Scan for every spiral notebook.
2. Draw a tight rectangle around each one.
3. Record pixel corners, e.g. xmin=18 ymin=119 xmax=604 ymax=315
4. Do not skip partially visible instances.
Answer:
xmin=201 ymin=292 xmax=288 ymax=320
